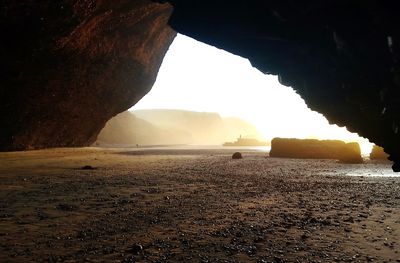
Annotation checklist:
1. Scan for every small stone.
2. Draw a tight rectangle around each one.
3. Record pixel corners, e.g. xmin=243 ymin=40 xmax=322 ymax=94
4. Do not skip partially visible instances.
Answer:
xmin=36 ymin=210 xmax=49 ymax=220
xmin=56 ymin=203 xmax=78 ymax=212
xmin=127 ymin=244 xmax=143 ymax=255
xmin=80 ymin=165 xmax=96 ymax=170
xmin=232 ymin=152 xmax=242 ymax=159
xmin=366 ymin=256 xmax=374 ymax=262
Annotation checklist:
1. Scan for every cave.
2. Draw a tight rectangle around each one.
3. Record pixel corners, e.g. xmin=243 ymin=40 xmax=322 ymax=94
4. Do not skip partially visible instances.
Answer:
xmin=1 ymin=0 xmax=400 ymax=170
xmin=1 ymin=1 xmax=400 ymax=261
xmin=1 ymin=0 xmax=399 ymax=171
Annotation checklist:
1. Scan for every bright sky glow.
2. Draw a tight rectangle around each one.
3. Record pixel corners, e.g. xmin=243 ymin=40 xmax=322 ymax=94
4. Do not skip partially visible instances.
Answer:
xmin=131 ymin=34 xmax=373 ymax=154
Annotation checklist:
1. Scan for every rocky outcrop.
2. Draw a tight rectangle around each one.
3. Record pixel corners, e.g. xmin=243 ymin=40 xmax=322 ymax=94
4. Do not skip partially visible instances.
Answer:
xmin=270 ymin=138 xmax=363 ymax=163
xmin=160 ymin=0 xmax=400 ymax=170
xmin=232 ymin=152 xmax=243 ymax=159
xmin=0 ymin=0 xmax=175 ymax=150
xmin=370 ymin=145 xmax=390 ymax=160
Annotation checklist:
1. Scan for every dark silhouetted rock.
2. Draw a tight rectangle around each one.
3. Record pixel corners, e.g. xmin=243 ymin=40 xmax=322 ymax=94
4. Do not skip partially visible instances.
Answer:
xmin=269 ymin=138 xmax=363 ymax=163
xmin=232 ymin=152 xmax=243 ymax=159
xmin=370 ymin=145 xmax=390 ymax=160
xmin=127 ymin=244 xmax=143 ymax=254
xmin=56 ymin=204 xmax=78 ymax=212
xmin=162 ymin=1 xmax=400 ymax=170
xmin=0 ymin=0 xmax=175 ymax=151
xmin=80 ymin=165 xmax=96 ymax=170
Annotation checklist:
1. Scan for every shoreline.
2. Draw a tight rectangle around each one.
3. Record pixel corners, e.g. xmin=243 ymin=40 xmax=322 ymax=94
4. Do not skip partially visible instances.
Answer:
xmin=0 ymin=148 xmax=399 ymax=262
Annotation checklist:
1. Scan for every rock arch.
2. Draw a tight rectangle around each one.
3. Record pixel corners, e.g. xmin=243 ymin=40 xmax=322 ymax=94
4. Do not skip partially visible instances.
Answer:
xmin=1 ymin=0 xmax=399 ymax=170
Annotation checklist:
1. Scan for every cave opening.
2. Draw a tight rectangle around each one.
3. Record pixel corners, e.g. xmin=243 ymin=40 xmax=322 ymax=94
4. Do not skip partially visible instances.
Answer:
xmin=99 ymin=34 xmax=373 ymax=155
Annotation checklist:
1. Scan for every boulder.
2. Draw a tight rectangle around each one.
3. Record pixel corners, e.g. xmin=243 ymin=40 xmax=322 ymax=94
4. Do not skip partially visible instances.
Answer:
xmin=232 ymin=152 xmax=243 ymax=159
xmin=269 ymin=138 xmax=363 ymax=163
xmin=370 ymin=145 xmax=389 ymax=160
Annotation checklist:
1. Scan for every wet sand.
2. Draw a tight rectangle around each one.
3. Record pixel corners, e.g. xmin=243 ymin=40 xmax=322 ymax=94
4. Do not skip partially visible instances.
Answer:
xmin=0 ymin=147 xmax=399 ymax=262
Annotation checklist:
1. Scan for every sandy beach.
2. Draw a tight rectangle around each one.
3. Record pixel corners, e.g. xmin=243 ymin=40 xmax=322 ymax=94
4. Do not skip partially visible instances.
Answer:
xmin=0 ymin=147 xmax=399 ymax=262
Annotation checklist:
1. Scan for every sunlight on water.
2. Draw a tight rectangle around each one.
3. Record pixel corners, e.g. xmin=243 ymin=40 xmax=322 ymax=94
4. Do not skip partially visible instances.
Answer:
xmin=319 ymin=162 xmax=399 ymax=177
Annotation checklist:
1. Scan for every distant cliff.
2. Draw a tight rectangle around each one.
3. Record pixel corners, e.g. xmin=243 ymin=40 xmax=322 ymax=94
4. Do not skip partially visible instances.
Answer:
xmin=96 ymin=110 xmax=263 ymax=146
xmin=270 ymin=138 xmax=363 ymax=163
xmin=96 ymin=111 xmax=192 ymax=146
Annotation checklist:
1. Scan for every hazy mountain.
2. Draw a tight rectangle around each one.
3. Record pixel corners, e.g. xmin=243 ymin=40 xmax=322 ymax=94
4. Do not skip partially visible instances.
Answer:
xmin=96 ymin=109 xmax=263 ymax=146
xmin=134 ymin=109 xmax=263 ymax=144
xmin=96 ymin=111 xmax=192 ymax=146
xmin=134 ymin=109 xmax=225 ymax=144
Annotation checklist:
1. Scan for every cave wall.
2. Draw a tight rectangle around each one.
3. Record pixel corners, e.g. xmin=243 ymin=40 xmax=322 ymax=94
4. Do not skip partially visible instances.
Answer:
xmin=159 ymin=0 xmax=400 ymax=171
xmin=0 ymin=0 xmax=175 ymax=150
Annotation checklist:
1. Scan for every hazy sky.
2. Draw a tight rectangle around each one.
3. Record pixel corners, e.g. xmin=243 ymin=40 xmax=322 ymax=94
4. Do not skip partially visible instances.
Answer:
xmin=132 ymin=34 xmax=372 ymax=153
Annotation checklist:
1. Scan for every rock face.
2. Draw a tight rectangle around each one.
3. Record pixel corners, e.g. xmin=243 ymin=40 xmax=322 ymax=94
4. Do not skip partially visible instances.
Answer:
xmin=0 ymin=0 xmax=175 ymax=150
xmin=160 ymin=1 xmax=400 ymax=170
xmin=370 ymin=145 xmax=390 ymax=160
xmin=270 ymin=138 xmax=363 ymax=164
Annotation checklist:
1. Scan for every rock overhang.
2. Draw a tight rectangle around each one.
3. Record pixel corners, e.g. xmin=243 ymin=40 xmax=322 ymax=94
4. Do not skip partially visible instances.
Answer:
xmin=159 ymin=0 xmax=400 ymax=171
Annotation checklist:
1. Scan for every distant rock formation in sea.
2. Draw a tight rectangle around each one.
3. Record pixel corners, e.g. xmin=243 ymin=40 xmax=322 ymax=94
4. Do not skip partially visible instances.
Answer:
xmin=269 ymin=138 xmax=363 ymax=163
xmin=369 ymin=145 xmax=389 ymax=160
xmin=223 ymin=136 xmax=269 ymax=146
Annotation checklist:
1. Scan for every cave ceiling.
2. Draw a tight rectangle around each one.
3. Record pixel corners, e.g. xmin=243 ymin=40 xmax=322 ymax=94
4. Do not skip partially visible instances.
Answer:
xmin=160 ymin=0 xmax=400 ymax=171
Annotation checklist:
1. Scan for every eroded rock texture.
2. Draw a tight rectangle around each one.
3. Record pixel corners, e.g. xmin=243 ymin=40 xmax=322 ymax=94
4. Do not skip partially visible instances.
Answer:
xmin=0 ymin=0 xmax=175 ymax=150
xmin=270 ymin=138 xmax=363 ymax=164
xmin=370 ymin=145 xmax=390 ymax=160
xmin=160 ymin=0 xmax=400 ymax=171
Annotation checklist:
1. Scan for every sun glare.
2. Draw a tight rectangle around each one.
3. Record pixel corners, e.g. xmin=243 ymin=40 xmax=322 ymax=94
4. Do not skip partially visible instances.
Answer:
xmin=131 ymin=34 xmax=373 ymax=154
